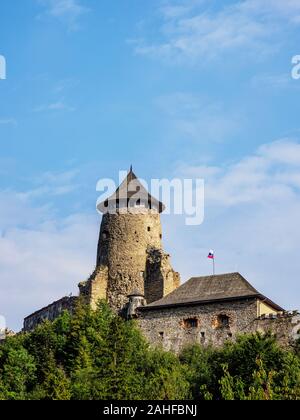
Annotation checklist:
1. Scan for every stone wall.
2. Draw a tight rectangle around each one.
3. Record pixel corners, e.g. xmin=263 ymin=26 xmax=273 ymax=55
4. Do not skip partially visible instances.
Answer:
xmin=23 ymin=296 xmax=77 ymax=332
xmin=79 ymin=266 xmax=109 ymax=310
xmin=138 ymin=300 xmax=300 ymax=353
xmin=145 ymin=248 xmax=180 ymax=304
xmin=138 ymin=298 xmax=258 ymax=353
xmin=253 ymin=311 xmax=300 ymax=347
xmin=80 ymin=209 xmax=179 ymax=313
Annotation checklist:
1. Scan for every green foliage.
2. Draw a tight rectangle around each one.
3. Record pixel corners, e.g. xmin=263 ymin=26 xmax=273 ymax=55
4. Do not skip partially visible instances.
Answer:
xmin=0 ymin=336 xmax=36 ymax=400
xmin=0 ymin=306 xmax=299 ymax=400
xmin=142 ymin=349 xmax=190 ymax=400
xmin=181 ymin=333 xmax=300 ymax=400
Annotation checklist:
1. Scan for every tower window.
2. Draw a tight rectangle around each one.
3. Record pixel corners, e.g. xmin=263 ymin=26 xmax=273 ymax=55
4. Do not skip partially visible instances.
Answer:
xmin=159 ymin=332 xmax=164 ymax=339
xmin=102 ymin=231 xmax=109 ymax=240
xmin=160 ymin=234 xmax=162 ymax=239
xmin=217 ymin=314 xmax=230 ymax=328
xmin=140 ymin=271 xmax=144 ymax=278
xmin=147 ymin=227 xmax=151 ymax=232
xmin=183 ymin=318 xmax=198 ymax=329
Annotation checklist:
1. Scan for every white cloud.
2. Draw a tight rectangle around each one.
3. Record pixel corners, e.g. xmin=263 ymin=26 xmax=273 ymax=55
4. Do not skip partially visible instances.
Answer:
xmin=0 ymin=212 xmax=98 ymax=332
xmin=0 ymin=166 xmax=101 ymax=331
xmin=166 ymin=138 xmax=300 ymax=310
xmin=258 ymin=139 xmax=300 ymax=166
xmin=18 ymin=169 xmax=81 ymax=200
xmin=179 ymin=138 xmax=300 ymax=206
xmin=33 ymin=100 xmax=75 ymax=113
xmin=37 ymin=0 xmax=89 ymax=29
xmin=134 ymin=0 xmax=300 ymax=63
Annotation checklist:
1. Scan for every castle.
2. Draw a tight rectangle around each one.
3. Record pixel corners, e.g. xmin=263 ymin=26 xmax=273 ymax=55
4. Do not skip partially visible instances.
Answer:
xmin=23 ymin=169 xmax=300 ymax=352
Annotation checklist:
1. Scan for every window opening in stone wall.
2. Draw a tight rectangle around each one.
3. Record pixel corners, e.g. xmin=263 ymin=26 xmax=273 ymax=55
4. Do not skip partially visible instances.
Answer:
xmin=159 ymin=332 xmax=164 ymax=339
xmin=148 ymin=227 xmax=151 ymax=232
xmin=183 ymin=318 xmax=198 ymax=329
xmin=102 ymin=231 xmax=109 ymax=240
xmin=217 ymin=314 xmax=230 ymax=328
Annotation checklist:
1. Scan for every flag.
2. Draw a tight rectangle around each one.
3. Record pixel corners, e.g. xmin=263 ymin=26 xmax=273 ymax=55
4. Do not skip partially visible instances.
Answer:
xmin=208 ymin=250 xmax=214 ymax=259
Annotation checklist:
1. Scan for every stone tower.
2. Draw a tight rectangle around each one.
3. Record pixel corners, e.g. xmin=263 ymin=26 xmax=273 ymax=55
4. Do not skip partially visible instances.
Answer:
xmin=79 ymin=168 xmax=180 ymax=313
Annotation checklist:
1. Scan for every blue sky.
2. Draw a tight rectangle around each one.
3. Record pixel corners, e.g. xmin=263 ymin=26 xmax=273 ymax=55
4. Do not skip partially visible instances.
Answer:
xmin=1 ymin=0 xmax=300 ymax=330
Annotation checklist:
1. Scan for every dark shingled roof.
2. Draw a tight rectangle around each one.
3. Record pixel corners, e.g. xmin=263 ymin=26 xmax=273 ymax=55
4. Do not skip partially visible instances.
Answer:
xmin=142 ymin=272 xmax=283 ymax=311
xmin=97 ymin=168 xmax=165 ymax=213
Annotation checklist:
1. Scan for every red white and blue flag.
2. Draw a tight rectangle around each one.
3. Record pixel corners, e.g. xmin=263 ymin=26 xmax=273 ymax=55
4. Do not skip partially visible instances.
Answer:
xmin=208 ymin=250 xmax=214 ymax=259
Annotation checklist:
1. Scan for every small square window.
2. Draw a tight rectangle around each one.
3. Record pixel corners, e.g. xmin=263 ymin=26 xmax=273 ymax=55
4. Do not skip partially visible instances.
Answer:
xmin=183 ymin=318 xmax=198 ymax=329
xmin=217 ymin=314 xmax=230 ymax=328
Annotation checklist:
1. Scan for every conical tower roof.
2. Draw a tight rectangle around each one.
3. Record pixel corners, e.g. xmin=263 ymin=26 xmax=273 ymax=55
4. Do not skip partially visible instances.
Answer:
xmin=97 ymin=167 xmax=165 ymax=213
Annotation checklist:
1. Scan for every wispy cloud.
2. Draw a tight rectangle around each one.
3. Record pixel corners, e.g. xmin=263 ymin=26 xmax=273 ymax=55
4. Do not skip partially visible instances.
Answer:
xmin=37 ymin=0 xmax=89 ymax=30
xmin=0 ymin=201 xmax=98 ymax=331
xmin=33 ymin=100 xmax=75 ymax=113
xmin=179 ymin=138 xmax=300 ymax=206
xmin=133 ymin=0 xmax=300 ymax=64
xmin=0 ymin=167 xmax=96 ymax=330
xmin=20 ymin=169 xmax=80 ymax=199
xmin=156 ymin=92 xmax=242 ymax=143
xmin=166 ymin=138 xmax=300 ymax=310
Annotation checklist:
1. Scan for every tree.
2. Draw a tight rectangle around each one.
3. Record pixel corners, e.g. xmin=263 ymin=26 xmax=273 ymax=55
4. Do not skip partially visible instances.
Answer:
xmin=0 ymin=337 xmax=36 ymax=400
xmin=0 ymin=305 xmax=299 ymax=400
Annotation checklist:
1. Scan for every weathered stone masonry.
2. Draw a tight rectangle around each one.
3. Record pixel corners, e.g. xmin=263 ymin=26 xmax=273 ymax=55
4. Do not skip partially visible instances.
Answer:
xmin=23 ymin=296 xmax=77 ymax=332
xmin=138 ymin=300 xmax=300 ymax=353
xmin=138 ymin=298 xmax=258 ymax=353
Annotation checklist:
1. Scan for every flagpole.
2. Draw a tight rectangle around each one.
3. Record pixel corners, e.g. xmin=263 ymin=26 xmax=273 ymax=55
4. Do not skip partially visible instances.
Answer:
xmin=208 ymin=250 xmax=215 ymax=275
